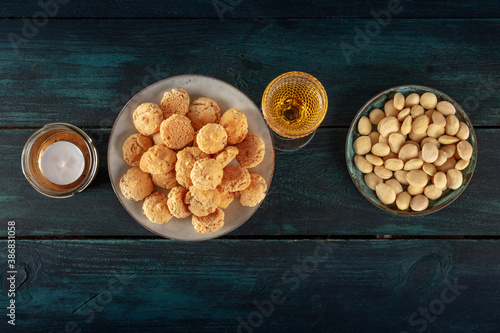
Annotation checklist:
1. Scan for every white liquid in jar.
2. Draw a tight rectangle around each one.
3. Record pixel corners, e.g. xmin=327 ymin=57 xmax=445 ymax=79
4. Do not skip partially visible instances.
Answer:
xmin=40 ymin=141 xmax=85 ymax=185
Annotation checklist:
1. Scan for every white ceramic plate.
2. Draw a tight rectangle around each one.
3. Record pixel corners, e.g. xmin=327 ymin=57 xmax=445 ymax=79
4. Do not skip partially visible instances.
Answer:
xmin=108 ymin=75 xmax=275 ymax=241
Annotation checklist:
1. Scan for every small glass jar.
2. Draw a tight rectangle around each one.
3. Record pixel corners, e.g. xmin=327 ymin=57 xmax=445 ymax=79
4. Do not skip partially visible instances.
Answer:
xmin=21 ymin=123 xmax=99 ymax=198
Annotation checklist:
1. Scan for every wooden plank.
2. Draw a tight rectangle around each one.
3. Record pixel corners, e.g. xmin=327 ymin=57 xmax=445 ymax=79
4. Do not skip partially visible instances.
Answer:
xmin=1 ymin=19 xmax=499 ymax=128
xmin=3 ymin=128 xmax=499 ymax=237
xmin=3 ymin=0 xmax=500 ymax=18
xmin=1 ymin=239 xmax=499 ymax=332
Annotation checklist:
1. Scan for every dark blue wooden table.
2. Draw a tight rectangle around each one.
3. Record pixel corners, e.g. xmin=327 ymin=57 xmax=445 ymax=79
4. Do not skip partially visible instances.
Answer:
xmin=1 ymin=1 xmax=500 ymax=332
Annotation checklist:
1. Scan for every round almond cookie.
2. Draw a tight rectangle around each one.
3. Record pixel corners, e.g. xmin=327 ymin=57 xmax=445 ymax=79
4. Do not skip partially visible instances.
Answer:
xmin=142 ymin=191 xmax=173 ymax=224
xmin=185 ymin=187 xmax=221 ymax=217
xmin=220 ymin=165 xmax=251 ymax=192
xmin=167 ymin=186 xmax=191 ymax=219
xmin=140 ymin=144 xmax=177 ymax=174
xmin=214 ymin=146 xmax=239 ymax=168
xmin=151 ymin=170 xmax=177 ymax=189
xmin=187 ymin=97 xmax=222 ymax=130
xmin=160 ymin=114 xmax=195 ymax=150
xmin=119 ymin=167 xmax=154 ymax=201
xmin=190 ymin=159 xmax=223 ymax=190
xmin=192 ymin=208 xmax=225 ymax=233
xmin=236 ymin=133 xmax=265 ymax=168
xmin=122 ymin=133 xmax=153 ymax=166
xmin=132 ymin=103 xmax=164 ymax=136
xmin=217 ymin=186 xmax=234 ymax=209
xmin=219 ymin=108 xmax=248 ymax=144
xmin=196 ymin=123 xmax=228 ymax=154
xmin=175 ymin=147 xmax=209 ymax=188
xmin=160 ymin=88 xmax=190 ymax=119
xmin=235 ymin=173 xmax=267 ymax=207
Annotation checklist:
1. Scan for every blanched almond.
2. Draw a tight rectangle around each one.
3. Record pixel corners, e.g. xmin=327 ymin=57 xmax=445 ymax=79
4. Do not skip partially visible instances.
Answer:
xmin=423 ymin=163 xmax=437 ymax=176
xmin=395 ymin=170 xmax=410 ymax=185
xmin=384 ymin=99 xmax=398 ymax=117
xmin=354 ymin=155 xmax=373 ymax=173
xmin=447 ymin=169 xmax=463 ymax=190
xmin=398 ymin=143 xmax=419 ymax=162
xmin=408 ymin=185 xmax=424 ymax=195
xmin=396 ymin=191 xmax=412 ymax=210
xmin=405 ymin=93 xmax=420 ymax=107
xmin=389 ymin=133 xmax=406 ymax=153
xmin=424 ymin=184 xmax=442 ymax=200
xmin=353 ymin=136 xmax=372 ymax=155
xmin=445 ymin=115 xmax=459 ymax=136
xmin=397 ymin=108 xmax=411 ymax=121
xmin=436 ymin=100 xmax=456 ymax=116
xmin=365 ymin=154 xmax=384 ymax=166
xmin=422 ymin=143 xmax=439 ymax=163
xmin=420 ymin=92 xmax=437 ymax=109
xmin=433 ymin=172 xmax=447 ymax=190
xmin=421 ymin=137 xmax=441 ymax=149
xmin=432 ymin=111 xmax=446 ymax=127
xmin=358 ymin=116 xmax=372 ymax=135
xmin=427 ymin=123 xmax=445 ymax=138
xmin=410 ymin=194 xmax=429 ymax=211
xmin=386 ymin=179 xmax=403 ymax=195
xmin=441 ymin=144 xmax=456 ymax=158
xmin=406 ymin=170 xmax=429 ymax=187
xmin=368 ymin=131 xmax=380 ymax=145
xmin=455 ymin=159 xmax=470 ymax=170
xmin=369 ymin=108 xmax=385 ymax=125
xmin=385 ymin=158 xmax=404 ymax=171
xmin=401 ymin=115 xmax=412 ymax=135
xmin=404 ymin=158 xmax=424 ymax=171
xmin=364 ymin=173 xmax=383 ymax=190
xmin=457 ymin=140 xmax=473 ymax=161
xmin=374 ymin=165 xmax=393 ymax=179
xmin=377 ymin=116 xmax=400 ymax=137
xmin=394 ymin=92 xmax=405 ymax=110
xmin=372 ymin=143 xmax=391 ymax=157
xmin=456 ymin=122 xmax=470 ymax=140
xmin=375 ymin=183 xmax=396 ymax=205
xmin=436 ymin=157 xmax=456 ymax=172
xmin=438 ymin=135 xmax=460 ymax=145
xmin=410 ymin=105 xmax=425 ymax=118
xmin=412 ymin=115 xmax=430 ymax=134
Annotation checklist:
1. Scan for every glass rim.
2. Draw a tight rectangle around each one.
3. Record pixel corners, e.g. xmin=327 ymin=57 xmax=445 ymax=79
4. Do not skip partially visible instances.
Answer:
xmin=21 ymin=123 xmax=99 ymax=198
xmin=261 ymin=71 xmax=328 ymax=138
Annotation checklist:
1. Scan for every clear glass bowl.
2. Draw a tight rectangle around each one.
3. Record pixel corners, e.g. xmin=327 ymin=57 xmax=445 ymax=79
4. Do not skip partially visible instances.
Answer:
xmin=21 ymin=123 xmax=99 ymax=198
xmin=345 ymin=85 xmax=477 ymax=216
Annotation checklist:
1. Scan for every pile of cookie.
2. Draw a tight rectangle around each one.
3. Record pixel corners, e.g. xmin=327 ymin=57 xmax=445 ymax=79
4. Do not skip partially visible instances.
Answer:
xmin=119 ymin=88 xmax=267 ymax=233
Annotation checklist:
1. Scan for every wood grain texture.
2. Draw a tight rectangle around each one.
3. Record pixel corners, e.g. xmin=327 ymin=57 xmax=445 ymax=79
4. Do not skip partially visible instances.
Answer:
xmin=3 ymin=128 xmax=499 ymax=237
xmin=2 ymin=0 xmax=500 ymax=18
xmin=1 ymin=19 xmax=499 ymax=128
xmin=0 ymin=239 xmax=499 ymax=332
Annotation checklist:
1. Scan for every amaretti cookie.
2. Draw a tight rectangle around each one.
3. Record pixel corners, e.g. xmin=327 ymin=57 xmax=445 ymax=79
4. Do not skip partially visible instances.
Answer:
xmin=140 ymin=144 xmax=177 ymax=174
xmin=122 ymin=133 xmax=153 ymax=166
xmin=119 ymin=167 xmax=154 ymax=201
xmin=142 ymin=191 xmax=173 ymax=224
xmin=235 ymin=173 xmax=267 ymax=207
xmin=236 ymin=133 xmax=265 ymax=168
xmin=190 ymin=159 xmax=223 ymax=190
xmin=192 ymin=208 xmax=225 ymax=233
xmin=185 ymin=187 xmax=221 ymax=217
xmin=220 ymin=165 xmax=251 ymax=192
xmin=187 ymin=97 xmax=222 ymax=130
xmin=196 ymin=123 xmax=227 ymax=154
xmin=151 ymin=170 xmax=177 ymax=189
xmin=167 ymin=186 xmax=191 ymax=219
xmin=219 ymin=108 xmax=248 ymax=144
xmin=175 ymin=147 xmax=209 ymax=188
xmin=214 ymin=146 xmax=239 ymax=168
xmin=133 ymin=103 xmax=164 ymax=136
xmin=160 ymin=88 xmax=190 ymax=119
xmin=160 ymin=114 xmax=195 ymax=150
